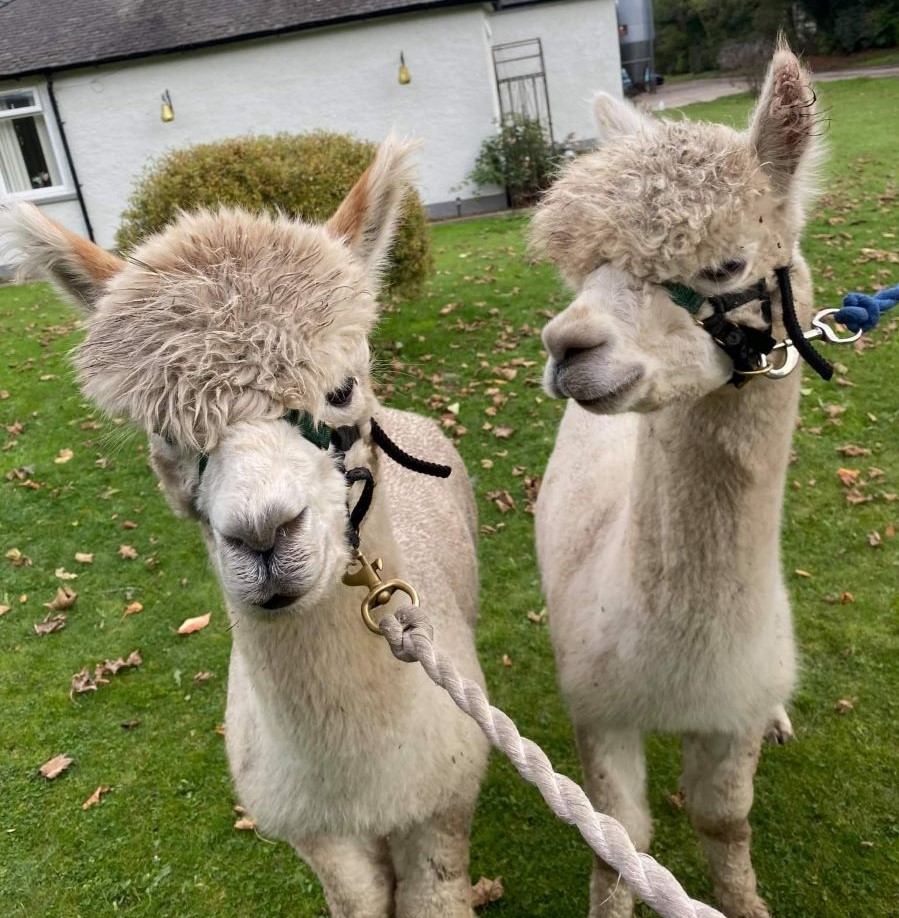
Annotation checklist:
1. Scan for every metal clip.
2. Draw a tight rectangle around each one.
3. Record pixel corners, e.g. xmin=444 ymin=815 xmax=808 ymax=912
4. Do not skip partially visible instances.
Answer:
xmin=343 ymin=549 xmax=420 ymax=634
xmin=764 ymin=308 xmax=862 ymax=380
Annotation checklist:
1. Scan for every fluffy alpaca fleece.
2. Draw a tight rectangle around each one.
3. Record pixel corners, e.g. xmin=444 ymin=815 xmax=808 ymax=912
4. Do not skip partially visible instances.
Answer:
xmin=533 ymin=45 xmax=820 ymax=918
xmin=1 ymin=138 xmax=488 ymax=918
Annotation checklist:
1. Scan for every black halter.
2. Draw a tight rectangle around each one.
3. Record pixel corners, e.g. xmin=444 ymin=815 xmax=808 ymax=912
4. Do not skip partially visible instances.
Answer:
xmin=663 ymin=265 xmax=834 ymax=386
xmin=196 ymin=412 xmax=451 ymax=549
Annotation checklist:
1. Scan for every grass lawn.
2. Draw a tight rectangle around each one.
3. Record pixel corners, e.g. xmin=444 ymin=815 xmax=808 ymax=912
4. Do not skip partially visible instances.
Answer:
xmin=2 ymin=76 xmax=897 ymax=917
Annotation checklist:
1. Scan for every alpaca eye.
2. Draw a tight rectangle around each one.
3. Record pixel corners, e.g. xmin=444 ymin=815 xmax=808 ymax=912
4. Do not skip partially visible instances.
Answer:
xmin=325 ymin=378 xmax=355 ymax=408
xmin=699 ymin=259 xmax=746 ymax=282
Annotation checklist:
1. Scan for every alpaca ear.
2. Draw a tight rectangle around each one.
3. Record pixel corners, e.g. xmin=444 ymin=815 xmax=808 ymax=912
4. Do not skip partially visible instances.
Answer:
xmin=325 ymin=135 xmax=417 ymax=278
xmin=0 ymin=201 xmax=124 ymax=308
xmin=593 ymin=92 xmax=657 ymax=141
xmin=748 ymin=42 xmax=822 ymax=197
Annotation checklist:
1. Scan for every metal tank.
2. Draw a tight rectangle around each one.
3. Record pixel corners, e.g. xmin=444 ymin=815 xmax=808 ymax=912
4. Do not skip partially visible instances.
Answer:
xmin=617 ymin=0 xmax=656 ymax=90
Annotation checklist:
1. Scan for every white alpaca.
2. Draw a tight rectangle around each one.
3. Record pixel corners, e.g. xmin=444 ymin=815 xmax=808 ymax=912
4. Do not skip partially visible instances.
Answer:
xmin=1 ymin=139 xmax=488 ymax=918
xmin=531 ymin=46 xmax=820 ymax=917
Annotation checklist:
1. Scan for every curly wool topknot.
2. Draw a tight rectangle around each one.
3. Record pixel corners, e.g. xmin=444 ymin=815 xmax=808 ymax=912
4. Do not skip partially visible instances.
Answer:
xmin=531 ymin=120 xmax=772 ymax=287
xmin=75 ymin=208 xmax=376 ymax=451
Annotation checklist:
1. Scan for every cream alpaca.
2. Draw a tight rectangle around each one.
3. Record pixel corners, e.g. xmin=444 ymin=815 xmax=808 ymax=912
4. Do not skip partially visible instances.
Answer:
xmin=532 ymin=46 xmax=820 ymax=918
xmin=1 ymin=139 xmax=488 ymax=918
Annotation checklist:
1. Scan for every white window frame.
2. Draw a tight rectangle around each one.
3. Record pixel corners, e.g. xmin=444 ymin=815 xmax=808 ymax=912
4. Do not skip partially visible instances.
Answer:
xmin=0 ymin=83 xmax=75 ymax=203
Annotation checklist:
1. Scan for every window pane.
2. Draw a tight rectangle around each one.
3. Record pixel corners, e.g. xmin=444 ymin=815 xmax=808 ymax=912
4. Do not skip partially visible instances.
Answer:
xmin=0 ymin=90 xmax=37 ymax=111
xmin=0 ymin=113 xmax=63 ymax=192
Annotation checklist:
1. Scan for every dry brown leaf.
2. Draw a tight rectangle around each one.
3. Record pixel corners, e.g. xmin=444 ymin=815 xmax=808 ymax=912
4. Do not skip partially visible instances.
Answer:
xmin=118 ymin=544 xmax=138 ymax=559
xmin=835 ymin=698 xmax=854 ymax=714
xmin=501 ymin=654 xmax=513 ymax=667
xmin=885 ymin=524 xmax=896 ymax=539
xmin=836 ymin=444 xmax=871 ymax=458
xmin=71 ymin=667 xmax=97 ymax=695
xmin=485 ymin=490 xmax=515 ymax=513
xmin=527 ymin=609 xmax=546 ymax=625
xmin=214 ymin=723 xmax=226 ymax=736
xmin=5 ymin=547 xmax=32 ymax=567
xmin=178 ymin=612 xmax=211 ymax=635
xmin=74 ymin=552 xmax=94 ymax=564
xmin=55 ymin=567 xmax=77 ymax=580
xmin=193 ymin=671 xmax=214 ymax=683
xmin=471 ymin=876 xmax=504 ymax=909
xmin=665 ymin=791 xmax=686 ymax=811
xmin=44 ymin=585 xmax=77 ymax=611
xmin=54 ymin=448 xmax=74 ymax=464
xmin=0 ymin=604 xmax=10 ymax=616
xmin=95 ymin=650 xmax=142 ymax=681
xmin=493 ymin=426 xmax=515 ymax=439
xmin=795 ymin=569 xmax=812 ymax=578
xmin=845 ymin=488 xmax=873 ymax=505
xmin=34 ymin=612 xmax=67 ymax=635
xmin=123 ymin=601 xmax=143 ymax=617
xmin=480 ymin=458 xmax=493 ymax=470
xmin=81 ymin=785 xmax=111 ymax=810
xmin=867 ymin=530 xmax=883 ymax=548
xmin=234 ymin=816 xmax=257 ymax=831
xmin=837 ymin=468 xmax=861 ymax=487
xmin=39 ymin=753 xmax=74 ymax=779
xmin=120 ymin=719 xmax=140 ymax=729
xmin=121 ymin=519 xmax=138 ymax=530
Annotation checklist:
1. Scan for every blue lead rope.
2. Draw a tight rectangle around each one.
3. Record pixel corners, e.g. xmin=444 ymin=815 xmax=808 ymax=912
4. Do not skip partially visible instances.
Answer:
xmin=834 ymin=284 xmax=899 ymax=333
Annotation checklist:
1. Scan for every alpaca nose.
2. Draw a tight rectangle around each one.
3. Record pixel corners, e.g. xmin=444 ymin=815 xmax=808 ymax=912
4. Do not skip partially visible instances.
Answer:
xmin=224 ymin=508 xmax=307 ymax=555
xmin=542 ymin=310 xmax=610 ymax=364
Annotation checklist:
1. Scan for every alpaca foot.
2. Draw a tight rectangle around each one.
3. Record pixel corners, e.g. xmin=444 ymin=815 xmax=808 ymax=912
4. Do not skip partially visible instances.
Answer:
xmin=763 ymin=706 xmax=793 ymax=745
xmin=720 ymin=896 xmax=771 ymax=918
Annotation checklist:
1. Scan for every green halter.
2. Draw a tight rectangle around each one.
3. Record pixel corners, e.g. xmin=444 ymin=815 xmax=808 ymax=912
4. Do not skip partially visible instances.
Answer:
xmin=662 ymin=281 xmax=706 ymax=316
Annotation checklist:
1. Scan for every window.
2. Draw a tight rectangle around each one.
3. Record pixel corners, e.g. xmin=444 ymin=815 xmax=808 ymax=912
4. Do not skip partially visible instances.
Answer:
xmin=0 ymin=86 xmax=71 ymax=199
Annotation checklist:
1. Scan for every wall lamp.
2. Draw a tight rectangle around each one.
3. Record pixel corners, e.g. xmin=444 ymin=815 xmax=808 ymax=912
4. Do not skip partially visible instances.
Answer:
xmin=160 ymin=89 xmax=174 ymax=122
xmin=398 ymin=52 xmax=411 ymax=85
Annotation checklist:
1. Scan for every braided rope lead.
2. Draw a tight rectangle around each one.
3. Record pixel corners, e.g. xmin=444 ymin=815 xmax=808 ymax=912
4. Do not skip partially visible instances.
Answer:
xmin=380 ymin=607 xmax=725 ymax=918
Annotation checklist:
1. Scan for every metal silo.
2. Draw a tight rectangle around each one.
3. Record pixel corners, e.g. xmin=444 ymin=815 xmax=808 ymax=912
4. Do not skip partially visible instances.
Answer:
xmin=617 ymin=0 xmax=655 ymax=90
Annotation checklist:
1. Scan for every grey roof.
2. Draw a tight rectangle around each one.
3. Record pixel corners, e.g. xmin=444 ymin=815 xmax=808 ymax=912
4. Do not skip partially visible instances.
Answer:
xmin=0 ymin=0 xmax=555 ymax=79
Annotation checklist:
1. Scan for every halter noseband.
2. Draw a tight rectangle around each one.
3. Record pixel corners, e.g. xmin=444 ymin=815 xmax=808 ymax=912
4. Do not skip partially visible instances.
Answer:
xmin=664 ymin=265 xmax=834 ymax=386
xmin=196 ymin=411 xmax=450 ymax=549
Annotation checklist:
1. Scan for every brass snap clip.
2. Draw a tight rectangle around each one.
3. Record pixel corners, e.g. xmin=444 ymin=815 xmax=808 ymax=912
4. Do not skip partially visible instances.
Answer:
xmin=343 ymin=549 xmax=420 ymax=634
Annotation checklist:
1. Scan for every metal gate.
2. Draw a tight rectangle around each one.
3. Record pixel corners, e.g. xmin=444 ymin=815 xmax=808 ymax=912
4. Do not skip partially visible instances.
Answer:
xmin=491 ymin=38 xmax=554 ymax=143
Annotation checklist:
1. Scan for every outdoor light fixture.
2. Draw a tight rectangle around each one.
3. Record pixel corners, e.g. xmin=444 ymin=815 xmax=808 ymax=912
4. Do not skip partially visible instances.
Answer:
xmin=160 ymin=89 xmax=174 ymax=122
xmin=398 ymin=52 xmax=411 ymax=85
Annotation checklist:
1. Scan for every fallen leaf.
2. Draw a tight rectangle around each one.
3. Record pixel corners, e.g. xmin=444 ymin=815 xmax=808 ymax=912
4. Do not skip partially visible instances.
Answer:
xmin=885 ymin=524 xmax=896 ymax=539
xmin=485 ymin=490 xmax=515 ymax=513
xmin=121 ymin=519 xmax=138 ymax=530
xmin=480 ymin=458 xmax=494 ymax=470
xmin=54 ymin=448 xmax=74 ymax=464
xmin=5 ymin=548 xmax=32 ymax=567
xmin=501 ymin=654 xmax=513 ymax=667
xmin=118 ymin=544 xmax=138 ymax=559
xmin=845 ymin=488 xmax=873 ymax=505
xmin=120 ymin=719 xmax=140 ymax=729
xmin=81 ymin=785 xmax=111 ymax=810
xmin=39 ymin=753 xmax=73 ymax=779
xmin=867 ymin=530 xmax=882 ymax=548
xmin=493 ymin=426 xmax=515 ymax=439
xmin=123 ymin=601 xmax=143 ymax=617
xmin=527 ymin=609 xmax=546 ymax=625
xmin=471 ymin=876 xmax=504 ymax=909
xmin=836 ymin=444 xmax=871 ymax=458
xmin=0 ymin=605 xmax=10 ymax=616
xmin=178 ymin=612 xmax=211 ymax=635
xmin=795 ymin=569 xmax=812 ymax=578
xmin=234 ymin=816 xmax=256 ymax=831
xmin=214 ymin=723 xmax=226 ymax=736
xmin=835 ymin=698 xmax=854 ymax=714
xmin=55 ymin=567 xmax=77 ymax=580
xmin=71 ymin=668 xmax=97 ymax=695
xmin=74 ymin=552 xmax=94 ymax=564
xmin=836 ymin=468 xmax=861 ymax=487
xmin=665 ymin=791 xmax=685 ymax=811
xmin=34 ymin=613 xmax=67 ymax=635
xmin=95 ymin=650 xmax=142 ymax=681
xmin=193 ymin=671 xmax=214 ymax=683
xmin=44 ymin=585 xmax=77 ymax=610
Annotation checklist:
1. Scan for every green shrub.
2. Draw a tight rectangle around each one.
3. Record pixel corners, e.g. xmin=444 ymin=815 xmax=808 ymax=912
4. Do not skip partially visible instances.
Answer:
xmin=468 ymin=115 xmax=562 ymax=208
xmin=116 ymin=132 xmax=433 ymax=299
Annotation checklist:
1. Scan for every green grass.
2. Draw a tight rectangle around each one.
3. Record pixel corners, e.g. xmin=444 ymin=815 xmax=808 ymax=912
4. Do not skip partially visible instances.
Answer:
xmin=2 ymin=76 xmax=898 ymax=916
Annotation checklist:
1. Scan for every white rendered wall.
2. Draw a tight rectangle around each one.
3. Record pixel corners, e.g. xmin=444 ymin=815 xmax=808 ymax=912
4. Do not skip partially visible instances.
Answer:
xmin=48 ymin=7 xmax=500 ymax=248
xmin=487 ymin=0 xmax=622 ymax=144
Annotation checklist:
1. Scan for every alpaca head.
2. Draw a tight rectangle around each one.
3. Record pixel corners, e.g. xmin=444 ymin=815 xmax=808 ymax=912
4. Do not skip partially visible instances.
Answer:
xmin=532 ymin=43 xmax=823 ymax=412
xmin=1 ymin=137 xmax=415 ymax=613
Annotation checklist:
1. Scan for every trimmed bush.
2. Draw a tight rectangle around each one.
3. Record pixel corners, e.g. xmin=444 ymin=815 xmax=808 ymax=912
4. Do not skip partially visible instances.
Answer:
xmin=116 ymin=132 xmax=433 ymax=299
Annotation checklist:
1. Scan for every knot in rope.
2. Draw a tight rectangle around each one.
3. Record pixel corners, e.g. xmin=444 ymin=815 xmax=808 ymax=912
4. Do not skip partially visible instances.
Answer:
xmin=379 ymin=605 xmax=433 ymax=663
xmin=834 ymin=284 xmax=899 ymax=333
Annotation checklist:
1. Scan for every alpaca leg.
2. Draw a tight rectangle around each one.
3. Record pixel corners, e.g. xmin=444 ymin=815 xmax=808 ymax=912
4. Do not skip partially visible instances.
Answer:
xmin=681 ymin=731 xmax=770 ymax=918
xmin=576 ymin=726 xmax=651 ymax=918
xmin=763 ymin=704 xmax=793 ymax=745
xmin=293 ymin=834 xmax=395 ymax=918
xmin=389 ymin=803 xmax=475 ymax=918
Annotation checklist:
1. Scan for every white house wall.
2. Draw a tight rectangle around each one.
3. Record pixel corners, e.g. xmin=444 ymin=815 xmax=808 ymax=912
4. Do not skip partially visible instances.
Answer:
xmin=487 ymin=0 xmax=622 ymax=144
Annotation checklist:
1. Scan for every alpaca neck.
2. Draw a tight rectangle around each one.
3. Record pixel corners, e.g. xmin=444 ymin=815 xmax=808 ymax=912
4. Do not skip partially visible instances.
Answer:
xmin=629 ymin=372 xmax=800 ymax=597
